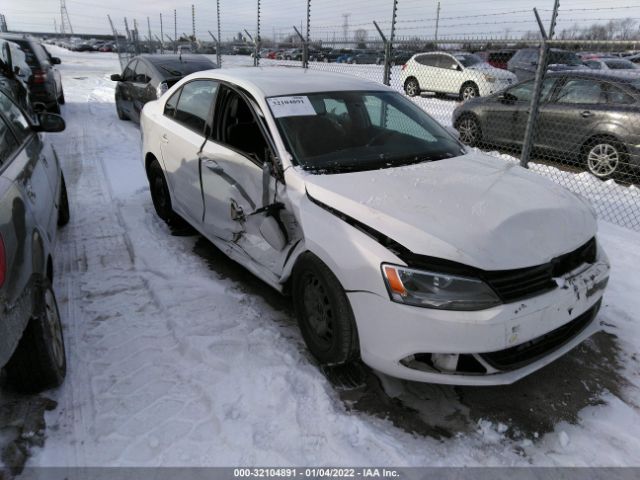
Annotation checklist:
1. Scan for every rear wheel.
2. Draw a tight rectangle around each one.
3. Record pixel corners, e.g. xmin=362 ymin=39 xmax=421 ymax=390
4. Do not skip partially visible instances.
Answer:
xmin=584 ymin=138 xmax=625 ymax=179
xmin=5 ymin=279 xmax=66 ymax=393
xmin=292 ymin=253 xmax=359 ymax=366
xmin=116 ymin=100 xmax=128 ymax=120
xmin=148 ymin=159 xmax=179 ymax=225
xmin=404 ymin=77 xmax=420 ymax=97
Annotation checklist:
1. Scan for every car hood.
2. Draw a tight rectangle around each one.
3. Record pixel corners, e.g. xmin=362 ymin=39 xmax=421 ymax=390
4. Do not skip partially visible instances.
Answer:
xmin=548 ymin=64 xmax=590 ymax=71
xmin=303 ymin=153 xmax=596 ymax=271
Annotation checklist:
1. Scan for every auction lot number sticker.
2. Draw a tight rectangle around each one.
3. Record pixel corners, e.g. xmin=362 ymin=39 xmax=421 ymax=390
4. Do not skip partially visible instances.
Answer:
xmin=267 ymin=96 xmax=317 ymax=118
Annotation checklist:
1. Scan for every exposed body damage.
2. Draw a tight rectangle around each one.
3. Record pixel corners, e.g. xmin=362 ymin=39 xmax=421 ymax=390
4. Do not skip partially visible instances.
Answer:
xmin=140 ymin=67 xmax=610 ymax=385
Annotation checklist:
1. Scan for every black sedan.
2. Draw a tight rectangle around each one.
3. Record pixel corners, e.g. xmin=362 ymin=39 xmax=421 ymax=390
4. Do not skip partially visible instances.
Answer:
xmin=111 ymin=55 xmax=217 ymax=123
xmin=453 ymin=71 xmax=640 ymax=178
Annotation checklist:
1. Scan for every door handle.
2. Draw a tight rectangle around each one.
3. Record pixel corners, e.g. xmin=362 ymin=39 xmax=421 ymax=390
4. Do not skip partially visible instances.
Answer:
xmin=200 ymin=155 xmax=224 ymax=174
xmin=581 ymin=111 xmax=594 ymax=118
xmin=160 ymin=134 xmax=169 ymax=143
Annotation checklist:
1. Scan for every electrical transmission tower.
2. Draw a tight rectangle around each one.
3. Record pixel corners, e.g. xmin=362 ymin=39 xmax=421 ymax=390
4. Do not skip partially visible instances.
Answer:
xmin=0 ymin=15 xmax=8 ymax=33
xmin=60 ymin=0 xmax=73 ymax=35
xmin=342 ymin=13 xmax=350 ymax=41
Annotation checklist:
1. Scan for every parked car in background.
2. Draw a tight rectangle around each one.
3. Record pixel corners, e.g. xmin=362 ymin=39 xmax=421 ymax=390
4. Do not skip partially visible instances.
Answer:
xmin=0 ymin=39 xmax=32 ymax=113
xmin=0 ymin=86 xmax=69 ymax=393
xmin=401 ymin=51 xmax=517 ymax=100
xmin=140 ymin=67 xmax=609 ymax=385
xmin=453 ymin=71 xmax=640 ymax=178
xmin=628 ymin=53 xmax=640 ymax=64
xmin=348 ymin=51 xmax=379 ymax=64
xmin=391 ymin=50 xmax=413 ymax=66
xmin=508 ymin=48 xmax=588 ymax=81
xmin=585 ymin=57 xmax=640 ymax=72
xmin=0 ymin=33 xmax=64 ymax=113
xmin=111 ymin=54 xmax=217 ymax=123
xmin=483 ymin=50 xmax=515 ymax=70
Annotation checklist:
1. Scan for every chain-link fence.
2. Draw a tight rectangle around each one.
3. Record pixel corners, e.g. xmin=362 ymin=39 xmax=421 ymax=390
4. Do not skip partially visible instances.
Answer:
xmin=96 ymin=0 xmax=640 ymax=231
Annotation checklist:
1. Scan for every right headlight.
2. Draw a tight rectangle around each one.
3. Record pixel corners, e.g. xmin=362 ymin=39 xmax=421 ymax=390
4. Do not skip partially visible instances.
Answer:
xmin=381 ymin=263 xmax=501 ymax=311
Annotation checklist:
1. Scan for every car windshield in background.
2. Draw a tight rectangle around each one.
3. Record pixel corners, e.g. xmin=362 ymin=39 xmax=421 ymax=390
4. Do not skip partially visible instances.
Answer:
xmin=152 ymin=60 xmax=215 ymax=77
xmin=605 ymin=59 xmax=637 ymax=70
xmin=455 ymin=54 xmax=483 ymax=67
xmin=549 ymin=51 xmax=583 ymax=66
xmin=268 ymin=90 xmax=464 ymax=174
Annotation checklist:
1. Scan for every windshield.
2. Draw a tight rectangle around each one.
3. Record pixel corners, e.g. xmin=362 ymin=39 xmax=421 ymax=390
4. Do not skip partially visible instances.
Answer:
xmin=267 ymin=91 xmax=464 ymax=174
xmin=605 ymin=59 xmax=637 ymax=70
xmin=454 ymin=54 xmax=483 ymax=67
xmin=549 ymin=51 xmax=583 ymax=66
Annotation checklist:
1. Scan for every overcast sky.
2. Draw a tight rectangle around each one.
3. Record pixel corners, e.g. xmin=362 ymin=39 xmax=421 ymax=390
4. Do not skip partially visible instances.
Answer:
xmin=2 ymin=0 xmax=638 ymax=41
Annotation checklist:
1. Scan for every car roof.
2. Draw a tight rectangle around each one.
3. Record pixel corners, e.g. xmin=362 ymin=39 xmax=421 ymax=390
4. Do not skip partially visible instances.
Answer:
xmin=183 ymin=67 xmax=391 ymax=97
xmin=546 ymin=70 xmax=640 ymax=83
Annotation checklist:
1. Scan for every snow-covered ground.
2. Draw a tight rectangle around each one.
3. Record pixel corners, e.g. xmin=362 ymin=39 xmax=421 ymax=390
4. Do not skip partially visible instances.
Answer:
xmin=5 ymin=47 xmax=639 ymax=467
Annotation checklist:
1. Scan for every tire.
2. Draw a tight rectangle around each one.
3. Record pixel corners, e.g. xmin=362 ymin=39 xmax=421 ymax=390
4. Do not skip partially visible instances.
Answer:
xmin=148 ymin=159 xmax=179 ymax=225
xmin=292 ymin=253 xmax=359 ymax=366
xmin=5 ymin=279 xmax=66 ymax=393
xmin=57 ymin=173 xmax=70 ymax=227
xmin=456 ymin=115 xmax=482 ymax=147
xmin=460 ymin=82 xmax=479 ymax=101
xmin=584 ymin=138 xmax=625 ymax=179
xmin=404 ymin=77 xmax=420 ymax=97
xmin=49 ymin=101 xmax=61 ymax=114
xmin=116 ymin=100 xmax=128 ymax=121
xmin=58 ymin=90 xmax=65 ymax=105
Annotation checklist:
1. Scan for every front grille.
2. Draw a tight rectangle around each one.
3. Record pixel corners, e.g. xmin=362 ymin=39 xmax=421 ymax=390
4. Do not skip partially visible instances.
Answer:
xmin=480 ymin=300 xmax=600 ymax=371
xmin=483 ymin=237 xmax=597 ymax=303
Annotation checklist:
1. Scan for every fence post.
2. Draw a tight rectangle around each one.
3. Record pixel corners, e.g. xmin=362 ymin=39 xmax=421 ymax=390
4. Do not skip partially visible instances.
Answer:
xmin=305 ymin=0 xmax=311 ymax=68
xmin=173 ymin=9 xmax=177 ymax=54
xmin=147 ymin=17 xmax=152 ymax=53
xmin=293 ymin=26 xmax=308 ymax=68
xmin=216 ymin=0 xmax=222 ymax=66
xmin=382 ymin=0 xmax=398 ymax=86
xmin=191 ymin=5 xmax=196 ymax=52
xmin=159 ymin=13 xmax=164 ymax=54
xmin=520 ymin=0 xmax=560 ymax=168
xmin=254 ymin=0 xmax=261 ymax=66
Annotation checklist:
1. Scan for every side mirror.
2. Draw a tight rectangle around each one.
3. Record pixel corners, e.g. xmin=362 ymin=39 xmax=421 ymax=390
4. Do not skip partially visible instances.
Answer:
xmin=110 ymin=73 xmax=122 ymax=81
xmin=34 ymin=113 xmax=66 ymax=132
xmin=51 ymin=57 xmax=61 ymax=65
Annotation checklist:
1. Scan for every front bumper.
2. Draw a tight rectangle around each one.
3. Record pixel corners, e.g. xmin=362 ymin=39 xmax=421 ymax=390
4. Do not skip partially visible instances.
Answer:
xmin=478 ymin=79 xmax=514 ymax=96
xmin=348 ymin=256 xmax=610 ymax=385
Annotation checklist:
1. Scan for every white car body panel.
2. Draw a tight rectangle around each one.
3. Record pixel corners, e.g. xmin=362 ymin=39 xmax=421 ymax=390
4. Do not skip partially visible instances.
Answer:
xmin=141 ymin=67 xmax=608 ymax=385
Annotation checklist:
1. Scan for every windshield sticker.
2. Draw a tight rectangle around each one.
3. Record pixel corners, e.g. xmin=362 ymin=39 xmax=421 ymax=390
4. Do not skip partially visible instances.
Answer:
xmin=267 ymin=96 xmax=317 ymax=118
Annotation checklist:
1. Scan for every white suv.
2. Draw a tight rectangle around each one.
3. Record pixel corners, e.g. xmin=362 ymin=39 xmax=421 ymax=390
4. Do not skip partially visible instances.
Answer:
xmin=401 ymin=51 xmax=517 ymax=100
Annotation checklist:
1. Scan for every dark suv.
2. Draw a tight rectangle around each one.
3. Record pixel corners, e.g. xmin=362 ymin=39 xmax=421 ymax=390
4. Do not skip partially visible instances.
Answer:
xmin=508 ymin=48 xmax=588 ymax=81
xmin=0 ymin=34 xmax=64 ymax=113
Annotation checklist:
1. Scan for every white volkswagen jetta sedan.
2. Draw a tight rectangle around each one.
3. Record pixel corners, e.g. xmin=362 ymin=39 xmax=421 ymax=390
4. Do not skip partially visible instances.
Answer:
xmin=140 ymin=67 xmax=609 ymax=385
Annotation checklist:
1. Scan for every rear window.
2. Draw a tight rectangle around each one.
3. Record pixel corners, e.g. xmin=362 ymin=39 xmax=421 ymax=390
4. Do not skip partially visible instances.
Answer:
xmin=14 ymin=40 xmax=38 ymax=68
xmin=548 ymin=51 xmax=583 ymax=66
xmin=454 ymin=54 xmax=483 ymax=67
xmin=151 ymin=60 xmax=215 ymax=78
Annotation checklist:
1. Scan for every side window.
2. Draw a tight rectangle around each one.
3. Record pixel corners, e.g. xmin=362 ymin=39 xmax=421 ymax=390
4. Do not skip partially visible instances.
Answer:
xmin=556 ymin=79 xmax=604 ymax=104
xmin=122 ymin=60 xmax=137 ymax=81
xmin=415 ymin=55 xmax=435 ymax=67
xmin=606 ymin=85 xmax=635 ymax=105
xmin=364 ymin=96 xmax=384 ymax=127
xmin=218 ymin=90 xmax=269 ymax=163
xmin=164 ymin=89 xmax=180 ymax=117
xmin=133 ymin=61 xmax=151 ymax=83
xmin=585 ymin=61 xmax=601 ymax=70
xmin=0 ymin=91 xmax=31 ymax=143
xmin=438 ymin=55 xmax=458 ymax=70
xmin=506 ymin=78 xmax=554 ymax=102
xmin=174 ymin=80 xmax=218 ymax=133
xmin=0 ymin=117 xmax=18 ymax=165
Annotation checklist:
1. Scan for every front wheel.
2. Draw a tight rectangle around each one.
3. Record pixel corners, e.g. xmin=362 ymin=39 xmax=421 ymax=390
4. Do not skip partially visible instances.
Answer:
xmin=585 ymin=139 xmax=625 ymax=178
xmin=5 ymin=279 xmax=67 ymax=393
xmin=57 ymin=173 xmax=70 ymax=227
xmin=456 ymin=115 xmax=482 ymax=147
xmin=292 ymin=253 xmax=359 ymax=366
xmin=460 ymin=82 xmax=479 ymax=101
